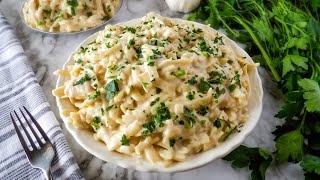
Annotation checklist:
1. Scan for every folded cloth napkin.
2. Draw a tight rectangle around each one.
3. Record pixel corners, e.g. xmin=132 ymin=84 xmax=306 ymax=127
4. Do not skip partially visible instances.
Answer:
xmin=0 ymin=12 xmax=83 ymax=180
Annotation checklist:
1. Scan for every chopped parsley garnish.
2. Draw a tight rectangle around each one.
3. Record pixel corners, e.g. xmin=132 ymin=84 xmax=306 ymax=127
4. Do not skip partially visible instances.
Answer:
xmin=197 ymin=105 xmax=208 ymax=116
xmin=213 ymin=119 xmax=222 ymax=128
xmin=121 ymin=134 xmax=130 ymax=146
xmin=105 ymin=42 xmax=112 ymax=48
xmin=198 ymin=36 xmax=214 ymax=54
xmin=229 ymin=84 xmax=237 ymax=92
xmin=43 ymin=9 xmax=52 ymax=15
xmin=150 ymin=97 xmax=160 ymax=106
xmin=104 ymin=80 xmax=119 ymax=100
xmin=105 ymin=34 xmax=112 ymax=38
xmin=102 ymin=16 xmax=109 ymax=21
xmin=142 ymin=82 xmax=149 ymax=88
xmin=91 ymin=116 xmax=101 ymax=130
xmin=141 ymin=121 xmax=156 ymax=136
xmin=37 ymin=21 xmax=45 ymax=26
xmin=125 ymin=27 xmax=136 ymax=34
xmin=129 ymin=38 xmax=135 ymax=46
xmin=150 ymin=39 xmax=158 ymax=46
xmin=80 ymin=46 xmax=88 ymax=53
xmin=153 ymin=32 xmax=158 ymax=38
xmin=227 ymin=60 xmax=233 ymax=64
xmin=106 ymin=5 xmax=111 ymax=12
xmin=192 ymin=28 xmax=203 ymax=33
xmin=174 ymin=70 xmax=186 ymax=77
xmin=66 ymin=0 xmax=79 ymax=16
xmin=214 ymin=36 xmax=224 ymax=45
xmin=87 ymin=11 xmax=93 ymax=17
xmin=73 ymin=73 xmax=92 ymax=86
xmin=169 ymin=137 xmax=182 ymax=147
xmin=142 ymin=103 xmax=171 ymax=136
xmin=147 ymin=49 xmax=163 ymax=60
xmin=105 ymin=105 xmax=114 ymax=112
xmin=169 ymin=139 xmax=176 ymax=147
xmin=199 ymin=78 xmax=211 ymax=93
xmin=186 ymin=91 xmax=195 ymax=101
xmin=222 ymin=126 xmax=238 ymax=141
xmin=183 ymin=107 xmax=197 ymax=128
xmin=153 ymin=103 xmax=171 ymax=127
xmin=101 ymin=108 xmax=104 ymax=116
xmin=200 ymin=120 xmax=206 ymax=125
xmin=208 ymin=71 xmax=226 ymax=84
xmin=187 ymin=76 xmax=197 ymax=85
xmin=82 ymin=3 xmax=88 ymax=10
xmin=156 ymin=87 xmax=162 ymax=94
xmin=147 ymin=61 xmax=155 ymax=66
xmin=74 ymin=59 xmax=83 ymax=65
xmin=88 ymin=90 xmax=101 ymax=100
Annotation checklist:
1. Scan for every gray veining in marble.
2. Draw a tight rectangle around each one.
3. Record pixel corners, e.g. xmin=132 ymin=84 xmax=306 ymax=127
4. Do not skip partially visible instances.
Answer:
xmin=0 ymin=0 xmax=304 ymax=179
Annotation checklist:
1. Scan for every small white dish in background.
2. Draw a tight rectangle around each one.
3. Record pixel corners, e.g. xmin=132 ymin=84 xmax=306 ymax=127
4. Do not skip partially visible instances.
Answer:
xmin=54 ymin=16 xmax=263 ymax=172
xmin=20 ymin=0 xmax=123 ymax=35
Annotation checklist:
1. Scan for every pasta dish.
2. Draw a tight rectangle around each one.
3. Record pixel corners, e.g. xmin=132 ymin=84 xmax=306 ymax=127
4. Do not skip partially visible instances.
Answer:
xmin=22 ymin=0 xmax=120 ymax=32
xmin=53 ymin=13 xmax=255 ymax=166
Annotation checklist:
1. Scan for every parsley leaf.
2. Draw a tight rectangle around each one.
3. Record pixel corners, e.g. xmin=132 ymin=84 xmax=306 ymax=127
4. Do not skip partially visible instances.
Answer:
xmin=223 ymin=145 xmax=272 ymax=180
xmin=213 ymin=119 xmax=221 ymax=128
xmin=298 ymin=79 xmax=320 ymax=112
xmin=104 ymin=80 xmax=119 ymax=100
xmin=301 ymin=155 xmax=320 ymax=175
xmin=121 ymin=134 xmax=130 ymax=146
xmin=186 ymin=91 xmax=195 ymax=100
xmin=105 ymin=105 xmax=114 ymax=112
xmin=91 ymin=116 xmax=101 ymax=130
xmin=66 ymin=0 xmax=78 ymax=16
xmin=276 ymin=130 xmax=304 ymax=162
xmin=141 ymin=121 xmax=156 ymax=136
xmin=183 ymin=107 xmax=197 ymax=128
xmin=282 ymin=55 xmax=308 ymax=76
xmin=125 ymin=27 xmax=136 ymax=34
xmin=199 ymin=78 xmax=211 ymax=93
xmin=88 ymin=90 xmax=101 ymax=100
xmin=187 ymin=76 xmax=197 ymax=85
xmin=169 ymin=139 xmax=176 ymax=147
xmin=197 ymin=105 xmax=208 ymax=116
xmin=174 ymin=69 xmax=186 ymax=77
xmin=150 ymin=97 xmax=160 ymax=106
xmin=73 ymin=73 xmax=92 ymax=86
xmin=142 ymin=103 xmax=171 ymax=136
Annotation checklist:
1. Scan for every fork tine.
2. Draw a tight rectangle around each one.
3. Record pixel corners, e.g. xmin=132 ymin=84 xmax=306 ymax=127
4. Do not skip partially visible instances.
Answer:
xmin=20 ymin=108 xmax=44 ymax=146
xmin=14 ymin=110 xmax=38 ymax=150
xmin=10 ymin=112 xmax=31 ymax=153
xmin=23 ymin=106 xmax=51 ymax=143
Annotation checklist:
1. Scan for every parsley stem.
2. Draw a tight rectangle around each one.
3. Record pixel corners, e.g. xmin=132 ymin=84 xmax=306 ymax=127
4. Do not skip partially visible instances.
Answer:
xmin=298 ymin=109 xmax=307 ymax=131
xmin=233 ymin=16 xmax=281 ymax=81
xmin=212 ymin=7 xmax=238 ymax=37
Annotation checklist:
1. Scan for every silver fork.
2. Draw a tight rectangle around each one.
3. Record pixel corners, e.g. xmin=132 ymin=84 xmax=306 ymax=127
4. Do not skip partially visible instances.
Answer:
xmin=10 ymin=106 xmax=55 ymax=180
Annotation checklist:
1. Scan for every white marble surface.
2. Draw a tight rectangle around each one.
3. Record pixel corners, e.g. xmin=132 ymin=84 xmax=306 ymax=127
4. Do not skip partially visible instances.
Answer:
xmin=0 ymin=0 xmax=304 ymax=179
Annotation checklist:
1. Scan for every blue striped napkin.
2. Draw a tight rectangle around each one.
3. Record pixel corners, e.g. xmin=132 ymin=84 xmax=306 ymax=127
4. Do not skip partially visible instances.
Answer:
xmin=0 ymin=12 xmax=83 ymax=179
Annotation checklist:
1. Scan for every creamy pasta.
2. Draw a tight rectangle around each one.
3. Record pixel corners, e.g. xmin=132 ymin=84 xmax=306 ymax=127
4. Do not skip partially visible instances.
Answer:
xmin=53 ymin=13 xmax=256 ymax=166
xmin=22 ymin=0 xmax=120 ymax=32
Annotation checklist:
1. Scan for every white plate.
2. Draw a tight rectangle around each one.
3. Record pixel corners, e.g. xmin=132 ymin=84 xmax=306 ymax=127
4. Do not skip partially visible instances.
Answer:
xmin=55 ymin=16 xmax=263 ymax=172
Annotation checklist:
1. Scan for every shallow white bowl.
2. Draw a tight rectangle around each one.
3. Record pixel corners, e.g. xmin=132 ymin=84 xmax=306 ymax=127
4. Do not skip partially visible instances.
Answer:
xmin=55 ymin=16 xmax=263 ymax=172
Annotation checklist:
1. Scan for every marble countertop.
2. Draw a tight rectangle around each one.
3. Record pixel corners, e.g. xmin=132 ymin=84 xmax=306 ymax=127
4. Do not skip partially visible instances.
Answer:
xmin=0 ymin=0 xmax=304 ymax=179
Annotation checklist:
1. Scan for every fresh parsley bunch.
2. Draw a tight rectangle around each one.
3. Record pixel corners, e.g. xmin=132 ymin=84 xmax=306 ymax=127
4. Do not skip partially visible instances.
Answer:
xmin=188 ymin=0 xmax=320 ymax=179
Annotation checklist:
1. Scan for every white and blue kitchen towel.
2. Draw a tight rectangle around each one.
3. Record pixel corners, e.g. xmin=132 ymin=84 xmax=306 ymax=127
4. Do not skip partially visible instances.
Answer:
xmin=0 ymin=12 xmax=83 ymax=179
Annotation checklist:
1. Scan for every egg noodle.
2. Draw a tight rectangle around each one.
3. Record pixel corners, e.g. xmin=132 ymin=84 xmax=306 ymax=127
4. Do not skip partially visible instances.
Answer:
xmin=53 ymin=13 xmax=255 ymax=166
xmin=22 ymin=0 xmax=120 ymax=32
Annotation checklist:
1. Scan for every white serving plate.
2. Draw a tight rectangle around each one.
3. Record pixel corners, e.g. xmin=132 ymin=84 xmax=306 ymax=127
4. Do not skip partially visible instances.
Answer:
xmin=55 ymin=16 xmax=263 ymax=172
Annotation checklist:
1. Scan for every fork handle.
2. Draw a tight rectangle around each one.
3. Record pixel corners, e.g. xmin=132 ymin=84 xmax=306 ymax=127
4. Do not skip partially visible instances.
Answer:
xmin=43 ymin=169 xmax=53 ymax=180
